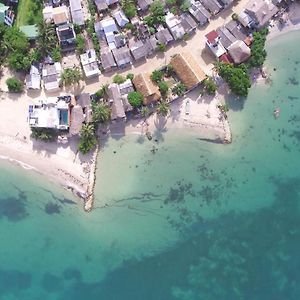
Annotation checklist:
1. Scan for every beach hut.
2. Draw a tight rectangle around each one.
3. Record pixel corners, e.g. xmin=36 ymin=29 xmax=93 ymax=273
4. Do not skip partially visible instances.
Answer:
xmin=170 ymin=52 xmax=206 ymax=90
xmin=227 ymin=40 xmax=251 ymax=64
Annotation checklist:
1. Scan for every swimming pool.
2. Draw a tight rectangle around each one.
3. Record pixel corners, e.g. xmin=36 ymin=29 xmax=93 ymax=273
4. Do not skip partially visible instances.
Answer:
xmin=59 ymin=110 xmax=68 ymax=125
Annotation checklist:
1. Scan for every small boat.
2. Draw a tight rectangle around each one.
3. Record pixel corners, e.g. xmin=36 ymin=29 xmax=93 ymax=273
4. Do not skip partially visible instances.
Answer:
xmin=146 ymin=131 xmax=152 ymax=140
xmin=274 ymin=107 xmax=280 ymax=119
xmin=185 ymin=100 xmax=190 ymax=115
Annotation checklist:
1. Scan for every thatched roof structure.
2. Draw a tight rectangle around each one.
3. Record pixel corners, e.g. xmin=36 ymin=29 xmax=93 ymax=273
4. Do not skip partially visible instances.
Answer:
xmin=69 ymin=105 xmax=84 ymax=135
xmin=170 ymin=52 xmax=206 ymax=90
xmin=132 ymin=73 xmax=161 ymax=105
xmin=228 ymin=40 xmax=251 ymax=64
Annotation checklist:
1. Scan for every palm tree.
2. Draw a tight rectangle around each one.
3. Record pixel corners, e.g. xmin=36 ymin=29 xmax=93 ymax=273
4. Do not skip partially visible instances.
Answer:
xmin=156 ymin=101 xmax=170 ymax=117
xmin=78 ymin=124 xmax=97 ymax=154
xmin=37 ymin=21 xmax=57 ymax=57
xmin=60 ymin=67 xmax=82 ymax=87
xmin=92 ymin=102 xmax=111 ymax=124
xmin=140 ymin=106 xmax=149 ymax=119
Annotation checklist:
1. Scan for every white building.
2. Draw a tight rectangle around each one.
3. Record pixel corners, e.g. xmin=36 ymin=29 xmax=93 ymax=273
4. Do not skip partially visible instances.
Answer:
xmin=80 ymin=49 xmax=101 ymax=78
xmin=69 ymin=0 xmax=85 ymax=26
xmin=113 ymin=10 xmax=129 ymax=27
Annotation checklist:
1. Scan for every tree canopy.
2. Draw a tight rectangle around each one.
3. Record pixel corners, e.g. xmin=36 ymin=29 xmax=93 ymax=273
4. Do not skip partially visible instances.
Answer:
xmin=60 ymin=67 xmax=82 ymax=86
xmin=92 ymin=102 xmax=111 ymax=124
xmin=122 ymin=0 xmax=137 ymax=19
xmin=156 ymin=100 xmax=170 ymax=117
xmin=128 ymin=91 xmax=144 ymax=108
xmin=144 ymin=2 xmax=165 ymax=27
xmin=6 ymin=77 xmax=24 ymax=93
xmin=215 ymin=62 xmax=251 ymax=97
xmin=203 ymin=77 xmax=217 ymax=95
xmin=78 ymin=124 xmax=97 ymax=154
xmin=151 ymin=70 xmax=164 ymax=83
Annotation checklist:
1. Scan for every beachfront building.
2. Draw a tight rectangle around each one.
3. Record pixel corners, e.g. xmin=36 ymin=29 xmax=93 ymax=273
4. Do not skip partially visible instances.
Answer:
xmin=189 ymin=1 xmax=211 ymax=26
xmin=244 ymin=0 xmax=278 ymax=29
xmin=170 ymin=52 xmax=206 ymax=90
xmin=205 ymin=30 xmax=226 ymax=59
xmin=108 ymin=84 xmax=126 ymax=120
xmin=26 ymin=65 xmax=41 ymax=90
xmin=56 ymin=23 xmax=76 ymax=52
xmin=0 ymin=3 xmax=14 ymax=26
xmin=42 ymin=63 xmax=62 ymax=92
xmin=100 ymin=47 xmax=117 ymax=71
xmin=227 ymin=40 xmax=251 ymax=64
xmin=69 ymin=0 xmax=85 ymax=26
xmin=29 ymin=96 xmax=72 ymax=130
xmin=113 ymin=10 xmax=129 ymax=28
xmin=132 ymin=73 xmax=161 ymax=105
xmin=119 ymin=79 xmax=134 ymax=113
xmin=80 ymin=49 xmax=101 ymax=78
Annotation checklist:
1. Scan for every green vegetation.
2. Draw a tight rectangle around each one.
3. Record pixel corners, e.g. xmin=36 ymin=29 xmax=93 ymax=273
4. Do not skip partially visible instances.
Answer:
xmin=37 ymin=22 xmax=58 ymax=58
xmin=144 ymin=2 xmax=165 ymax=27
xmin=87 ymin=0 xmax=97 ymax=16
xmin=125 ymin=23 xmax=135 ymax=31
xmin=215 ymin=62 xmax=251 ymax=97
xmin=128 ymin=91 xmax=144 ymax=108
xmin=165 ymin=64 xmax=174 ymax=77
xmin=122 ymin=0 xmax=137 ymax=19
xmin=232 ymin=13 xmax=238 ymax=21
xmin=92 ymin=102 xmax=111 ymax=124
xmin=76 ymin=35 xmax=86 ymax=54
xmin=172 ymin=82 xmax=186 ymax=96
xmin=85 ymin=19 xmax=100 ymax=56
xmin=158 ymin=81 xmax=169 ymax=98
xmin=156 ymin=100 xmax=170 ymax=117
xmin=78 ymin=124 xmax=97 ymax=154
xmin=113 ymin=74 xmax=126 ymax=84
xmin=156 ymin=43 xmax=166 ymax=52
xmin=74 ymin=24 xmax=83 ymax=34
xmin=16 ymin=0 xmax=43 ymax=26
xmin=31 ymin=128 xmax=57 ymax=142
xmin=166 ymin=0 xmax=190 ymax=12
xmin=248 ymin=28 xmax=269 ymax=68
xmin=203 ymin=77 xmax=217 ymax=95
xmin=218 ymin=104 xmax=229 ymax=113
xmin=140 ymin=106 xmax=150 ymax=118
xmin=51 ymin=46 xmax=62 ymax=62
xmin=126 ymin=73 xmax=134 ymax=80
xmin=94 ymin=84 xmax=109 ymax=100
xmin=6 ymin=77 xmax=24 ymax=93
xmin=151 ymin=70 xmax=164 ymax=83
xmin=60 ymin=67 xmax=82 ymax=86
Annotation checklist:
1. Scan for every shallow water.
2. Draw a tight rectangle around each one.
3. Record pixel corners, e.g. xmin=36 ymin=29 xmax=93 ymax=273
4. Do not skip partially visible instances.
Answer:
xmin=1 ymin=31 xmax=300 ymax=299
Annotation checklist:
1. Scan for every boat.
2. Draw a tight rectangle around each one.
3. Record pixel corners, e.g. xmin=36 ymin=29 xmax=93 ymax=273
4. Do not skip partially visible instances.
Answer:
xmin=185 ymin=100 xmax=190 ymax=115
xmin=146 ymin=131 xmax=152 ymax=140
xmin=274 ymin=107 xmax=280 ymax=119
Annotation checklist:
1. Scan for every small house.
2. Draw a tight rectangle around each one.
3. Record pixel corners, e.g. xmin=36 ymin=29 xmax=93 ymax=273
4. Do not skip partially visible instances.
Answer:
xmin=108 ymin=83 xmax=126 ymax=120
xmin=52 ymin=5 xmax=69 ymax=25
xmin=217 ymin=26 xmax=237 ymax=49
xmin=218 ymin=0 xmax=235 ymax=7
xmin=238 ymin=11 xmax=256 ymax=28
xmin=76 ymin=93 xmax=92 ymax=123
xmin=69 ymin=105 xmax=85 ymax=135
xmin=80 ymin=49 xmax=101 ymax=78
xmin=205 ymin=30 xmax=226 ymax=58
xmin=225 ymin=20 xmax=247 ymax=41
xmin=69 ymin=0 xmax=85 ymax=26
xmin=26 ymin=65 xmax=41 ymax=90
xmin=155 ymin=26 xmax=173 ymax=45
xmin=94 ymin=0 xmax=108 ymax=12
xmin=112 ymin=46 xmax=132 ymax=68
xmin=189 ymin=2 xmax=211 ymax=26
xmin=0 ymin=3 xmax=14 ymax=26
xmin=165 ymin=13 xmax=185 ymax=40
xmin=113 ymin=10 xmax=129 ymax=28
xmin=42 ymin=63 xmax=62 ymax=92
xmin=228 ymin=40 xmax=251 ymax=64
xmin=100 ymin=47 xmax=117 ymax=71
xmin=20 ymin=25 xmax=39 ymax=41
xmin=180 ymin=13 xmax=197 ymax=34
xmin=200 ymin=0 xmax=222 ymax=16
xmin=146 ymin=35 xmax=159 ymax=53
xmin=170 ymin=52 xmax=206 ymax=90
xmin=137 ymin=0 xmax=153 ymax=11
xmin=245 ymin=0 xmax=278 ymax=29
xmin=56 ymin=23 xmax=76 ymax=51
xmin=119 ymin=79 xmax=134 ymax=112
xmin=132 ymin=73 xmax=161 ymax=105
xmin=129 ymin=39 xmax=149 ymax=61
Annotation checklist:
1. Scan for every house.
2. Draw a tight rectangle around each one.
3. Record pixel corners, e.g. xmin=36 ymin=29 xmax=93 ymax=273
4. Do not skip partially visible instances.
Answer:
xmin=132 ymin=73 xmax=161 ymax=105
xmin=180 ymin=13 xmax=197 ymax=34
xmin=108 ymin=84 xmax=126 ymax=120
xmin=217 ymin=26 xmax=237 ymax=49
xmin=42 ymin=63 xmax=62 ymax=92
xmin=119 ymin=79 xmax=134 ymax=112
xmin=52 ymin=5 xmax=69 ymax=25
xmin=137 ymin=0 xmax=153 ymax=11
xmin=170 ymin=52 xmax=206 ymax=90
xmin=112 ymin=46 xmax=132 ymax=68
xmin=56 ymin=23 xmax=76 ymax=51
xmin=155 ymin=26 xmax=173 ymax=45
xmin=189 ymin=2 xmax=211 ymax=26
xmin=94 ymin=0 xmax=108 ymax=12
xmin=100 ymin=17 xmax=125 ymax=50
xmin=205 ymin=30 xmax=226 ymax=58
xmin=69 ymin=0 xmax=85 ymax=26
xmin=26 ymin=65 xmax=41 ymax=90
xmin=245 ymin=0 xmax=278 ymax=29
xmin=19 ymin=25 xmax=39 ymax=40
xmin=76 ymin=93 xmax=92 ymax=123
xmin=218 ymin=0 xmax=235 ymax=7
xmin=80 ymin=49 xmax=101 ymax=78
xmin=146 ymin=35 xmax=159 ymax=53
xmin=28 ymin=96 xmax=71 ymax=130
xmin=0 ymin=3 xmax=14 ymax=26
xmin=113 ymin=10 xmax=129 ymax=28
xmin=238 ymin=11 xmax=256 ymax=28
xmin=200 ymin=0 xmax=222 ymax=16
xmin=165 ymin=13 xmax=185 ymax=40
xmin=129 ymin=39 xmax=149 ymax=60
xmin=228 ymin=40 xmax=251 ymax=64
xmin=100 ymin=47 xmax=117 ymax=71
xmin=225 ymin=20 xmax=247 ymax=41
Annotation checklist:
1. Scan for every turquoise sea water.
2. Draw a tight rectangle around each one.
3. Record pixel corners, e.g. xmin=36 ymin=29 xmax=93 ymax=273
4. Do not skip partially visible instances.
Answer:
xmin=1 ymin=31 xmax=300 ymax=299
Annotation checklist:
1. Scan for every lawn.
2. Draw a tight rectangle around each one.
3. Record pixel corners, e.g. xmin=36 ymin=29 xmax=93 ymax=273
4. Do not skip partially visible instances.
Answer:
xmin=16 ymin=0 xmax=42 ymax=26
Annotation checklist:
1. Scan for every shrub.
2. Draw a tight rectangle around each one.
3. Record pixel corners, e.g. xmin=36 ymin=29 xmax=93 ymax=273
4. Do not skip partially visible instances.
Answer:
xmin=31 ymin=128 xmax=57 ymax=142
xmin=203 ymin=77 xmax=217 ymax=95
xmin=122 ymin=0 xmax=137 ymax=19
xmin=128 ymin=91 xmax=144 ymax=108
xmin=76 ymin=35 xmax=85 ymax=54
xmin=125 ymin=22 xmax=135 ymax=31
xmin=232 ymin=13 xmax=238 ymax=21
xmin=126 ymin=73 xmax=134 ymax=80
xmin=151 ymin=70 xmax=163 ymax=83
xmin=156 ymin=43 xmax=166 ymax=52
xmin=158 ymin=81 xmax=169 ymax=98
xmin=51 ymin=46 xmax=62 ymax=62
xmin=172 ymin=83 xmax=186 ymax=96
xmin=6 ymin=77 xmax=23 ymax=93
xmin=74 ymin=24 xmax=83 ymax=34
xmin=113 ymin=74 xmax=126 ymax=84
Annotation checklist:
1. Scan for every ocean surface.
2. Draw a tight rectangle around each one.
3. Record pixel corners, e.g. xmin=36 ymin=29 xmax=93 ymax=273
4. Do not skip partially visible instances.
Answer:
xmin=1 ymin=31 xmax=300 ymax=300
